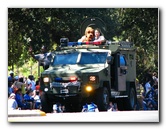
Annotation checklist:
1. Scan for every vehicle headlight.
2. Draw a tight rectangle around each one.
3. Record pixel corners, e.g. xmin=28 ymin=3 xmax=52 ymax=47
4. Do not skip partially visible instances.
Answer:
xmin=85 ymin=85 xmax=93 ymax=92
xmin=89 ymin=75 xmax=98 ymax=83
xmin=43 ymin=77 xmax=49 ymax=83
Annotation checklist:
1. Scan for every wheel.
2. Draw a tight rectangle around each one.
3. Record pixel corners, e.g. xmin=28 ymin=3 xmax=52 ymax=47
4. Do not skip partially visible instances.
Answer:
xmin=129 ymin=87 xmax=137 ymax=109
xmin=40 ymin=92 xmax=53 ymax=113
xmin=95 ymin=87 xmax=109 ymax=111
xmin=124 ymin=87 xmax=137 ymax=110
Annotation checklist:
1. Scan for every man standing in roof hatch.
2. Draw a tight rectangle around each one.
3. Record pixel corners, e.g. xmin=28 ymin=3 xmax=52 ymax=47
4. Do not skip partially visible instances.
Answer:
xmin=29 ymin=45 xmax=52 ymax=70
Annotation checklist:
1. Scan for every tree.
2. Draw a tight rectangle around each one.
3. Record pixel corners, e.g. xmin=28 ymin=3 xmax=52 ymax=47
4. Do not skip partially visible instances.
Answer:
xmin=8 ymin=8 xmax=158 ymax=82
xmin=114 ymin=8 xmax=158 ymax=82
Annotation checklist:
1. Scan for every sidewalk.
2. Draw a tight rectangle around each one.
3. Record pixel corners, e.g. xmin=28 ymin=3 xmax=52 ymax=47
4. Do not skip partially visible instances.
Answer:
xmin=8 ymin=109 xmax=46 ymax=117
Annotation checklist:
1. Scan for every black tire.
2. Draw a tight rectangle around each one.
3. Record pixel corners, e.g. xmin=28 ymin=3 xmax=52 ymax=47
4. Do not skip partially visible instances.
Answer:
xmin=124 ymin=87 xmax=137 ymax=110
xmin=95 ymin=87 xmax=109 ymax=111
xmin=41 ymin=92 xmax=53 ymax=113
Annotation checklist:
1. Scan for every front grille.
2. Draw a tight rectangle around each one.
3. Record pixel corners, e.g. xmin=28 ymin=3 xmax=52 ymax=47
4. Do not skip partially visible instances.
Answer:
xmin=50 ymin=81 xmax=81 ymax=94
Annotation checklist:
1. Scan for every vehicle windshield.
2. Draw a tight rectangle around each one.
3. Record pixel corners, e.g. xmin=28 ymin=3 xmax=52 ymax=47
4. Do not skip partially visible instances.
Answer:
xmin=79 ymin=52 xmax=108 ymax=64
xmin=52 ymin=52 xmax=108 ymax=65
xmin=52 ymin=52 xmax=79 ymax=65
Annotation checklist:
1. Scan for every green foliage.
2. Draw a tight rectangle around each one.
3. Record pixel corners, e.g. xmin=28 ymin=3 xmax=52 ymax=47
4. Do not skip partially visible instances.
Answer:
xmin=8 ymin=8 xmax=158 ymax=82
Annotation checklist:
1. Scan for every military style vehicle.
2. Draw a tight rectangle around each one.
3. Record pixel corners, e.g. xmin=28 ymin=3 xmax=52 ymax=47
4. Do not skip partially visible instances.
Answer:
xmin=40 ymin=18 xmax=137 ymax=113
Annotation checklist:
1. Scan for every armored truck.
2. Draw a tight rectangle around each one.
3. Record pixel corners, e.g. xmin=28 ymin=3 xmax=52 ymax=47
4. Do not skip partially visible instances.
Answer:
xmin=40 ymin=18 xmax=137 ymax=113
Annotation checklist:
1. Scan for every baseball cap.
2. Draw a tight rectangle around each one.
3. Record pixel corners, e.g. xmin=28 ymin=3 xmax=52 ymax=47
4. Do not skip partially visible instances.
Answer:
xmin=9 ymin=71 xmax=14 ymax=74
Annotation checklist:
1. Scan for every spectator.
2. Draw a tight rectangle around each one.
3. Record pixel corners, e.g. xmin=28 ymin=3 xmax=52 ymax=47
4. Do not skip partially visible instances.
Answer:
xmin=82 ymin=102 xmax=99 ymax=112
xmin=19 ymin=76 xmax=26 ymax=95
xmin=136 ymin=83 xmax=145 ymax=110
xmin=24 ymin=77 xmax=28 ymax=84
xmin=142 ymin=87 xmax=158 ymax=110
xmin=28 ymin=75 xmax=36 ymax=90
xmin=26 ymin=75 xmax=36 ymax=97
xmin=152 ymin=72 xmax=158 ymax=90
xmin=8 ymin=71 xmax=14 ymax=96
xmin=8 ymin=84 xmax=15 ymax=95
xmin=34 ymin=90 xmax=41 ymax=109
xmin=23 ymin=89 xmax=35 ymax=110
xmin=8 ymin=76 xmax=19 ymax=95
xmin=34 ymin=78 xmax=41 ymax=109
xmin=107 ymin=102 xmax=118 ymax=111
xmin=15 ymin=88 xmax=26 ymax=109
xmin=107 ymin=102 xmax=114 ymax=111
xmin=35 ymin=77 xmax=42 ymax=95
xmin=29 ymin=45 xmax=52 ymax=70
xmin=8 ymin=71 xmax=14 ymax=83
xmin=53 ymin=103 xmax=64 ymax=113
xmin=142 ymin=74 xmax=158 ymax=110
xmin=144 ymin=78 xmax=152 ymax=95
xmin=8 ymin=93 xmax=18 ymax=110
xmin=13 ymin=76 xmax=26 ymax=95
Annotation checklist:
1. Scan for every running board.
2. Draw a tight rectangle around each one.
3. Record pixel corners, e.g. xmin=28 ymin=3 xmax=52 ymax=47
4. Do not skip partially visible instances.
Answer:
xmin=114 ymin=95 xmax=128 ymax=98
xmin=111 ymin=90 xmax=128 ymax=98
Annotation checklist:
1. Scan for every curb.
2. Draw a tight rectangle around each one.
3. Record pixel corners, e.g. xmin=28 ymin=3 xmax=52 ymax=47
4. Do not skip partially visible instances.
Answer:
xmin=8 ymin=110 xmax=46 ymax=117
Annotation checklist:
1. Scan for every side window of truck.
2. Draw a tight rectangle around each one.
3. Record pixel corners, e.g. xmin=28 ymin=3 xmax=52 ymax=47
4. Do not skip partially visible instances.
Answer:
xmin=120 ymin=55 xmax=127 ymax=66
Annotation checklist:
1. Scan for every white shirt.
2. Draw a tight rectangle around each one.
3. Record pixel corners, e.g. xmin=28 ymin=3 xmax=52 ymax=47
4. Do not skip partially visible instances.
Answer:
xmin=145 ymin=82 xmax=151 ymax=94
xmin=34 ymin=95 xmax=41 ymax=103
xmin=27 ymin=79 xmax=36 ymax=91
xmin=94 ymin=35 xmax=105 ymax=42
xmin=31 ymin=80 xmax=36 ymax=91
xmin=8 ymin=99 xmax=18 ymax=110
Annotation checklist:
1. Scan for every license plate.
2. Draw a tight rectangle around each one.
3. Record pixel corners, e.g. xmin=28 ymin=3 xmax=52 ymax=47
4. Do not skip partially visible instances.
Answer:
xmin=60 ymin=89 xmax=69 ymax=94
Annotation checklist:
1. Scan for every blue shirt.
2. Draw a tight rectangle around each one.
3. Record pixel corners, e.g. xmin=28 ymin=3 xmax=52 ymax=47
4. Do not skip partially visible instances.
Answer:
xmin=34 ymin=52 xmax=52 ymax=69
xmin=24 ymin=94 xmax=34 ymax=102
xmin=15 ymin=93 xmax=24 ymax=107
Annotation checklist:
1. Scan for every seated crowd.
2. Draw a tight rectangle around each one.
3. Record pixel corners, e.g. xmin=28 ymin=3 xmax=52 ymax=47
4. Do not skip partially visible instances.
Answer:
xmin=8 ymin=73 xmax=41 ymax=110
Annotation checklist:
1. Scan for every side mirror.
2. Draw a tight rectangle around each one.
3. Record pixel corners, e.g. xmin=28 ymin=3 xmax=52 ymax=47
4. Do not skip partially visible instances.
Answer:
xmin=107 ymin=56 xmax=113 ymax=65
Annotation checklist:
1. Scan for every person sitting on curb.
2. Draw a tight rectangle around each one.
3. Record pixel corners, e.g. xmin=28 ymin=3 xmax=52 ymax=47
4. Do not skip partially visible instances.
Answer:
xmin=23 ymin=89 xmax=35 ymax=110
xmin=8 ymin=93 xmax=18 ymax=110
xmin=15 ymin=88 xmax=27 ymax=109
xmin=82 ymin=102 xmax=99 ymax=112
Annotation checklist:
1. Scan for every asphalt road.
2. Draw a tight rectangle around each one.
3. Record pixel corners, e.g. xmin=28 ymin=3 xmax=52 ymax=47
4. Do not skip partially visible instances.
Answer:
xmin=8 ymin=110 xmax=159 ymax=122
